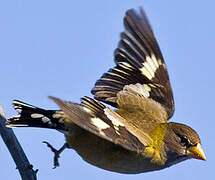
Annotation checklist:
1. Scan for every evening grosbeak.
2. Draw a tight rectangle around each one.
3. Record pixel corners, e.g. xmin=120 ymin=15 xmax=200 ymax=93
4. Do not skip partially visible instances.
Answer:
xmin=6 ymin=8 xmax=206 ymax=173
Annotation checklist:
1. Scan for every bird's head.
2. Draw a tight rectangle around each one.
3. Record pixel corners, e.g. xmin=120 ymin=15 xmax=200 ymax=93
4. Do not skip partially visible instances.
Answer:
xmin=164 ymin=122 xmax=206 ymax=166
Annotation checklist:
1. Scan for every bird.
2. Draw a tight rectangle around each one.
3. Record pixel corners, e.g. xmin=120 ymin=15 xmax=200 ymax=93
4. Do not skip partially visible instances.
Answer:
xmin=6 ymin=8 xmax=206 ymax=174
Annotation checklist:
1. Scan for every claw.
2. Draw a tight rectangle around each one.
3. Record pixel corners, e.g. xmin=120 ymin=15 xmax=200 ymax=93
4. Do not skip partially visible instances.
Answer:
xmin=43 ymin=141 xmax=68 ymax=168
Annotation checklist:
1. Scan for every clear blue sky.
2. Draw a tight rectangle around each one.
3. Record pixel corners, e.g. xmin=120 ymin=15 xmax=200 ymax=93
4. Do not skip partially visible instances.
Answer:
xmin=0 ymin=0 xmax=213 ymax=179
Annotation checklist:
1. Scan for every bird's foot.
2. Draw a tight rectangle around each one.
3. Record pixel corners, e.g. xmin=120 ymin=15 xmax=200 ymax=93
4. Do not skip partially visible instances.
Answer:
xmin=43 ymin=141 xmax=68 ymax=169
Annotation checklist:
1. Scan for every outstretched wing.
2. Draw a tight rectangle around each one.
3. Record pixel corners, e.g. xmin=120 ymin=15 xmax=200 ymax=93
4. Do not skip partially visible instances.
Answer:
xmin=92 ymin=8 xmax=174 ymax=119
xmin=50 ymin=96 xmax=153 ymax=153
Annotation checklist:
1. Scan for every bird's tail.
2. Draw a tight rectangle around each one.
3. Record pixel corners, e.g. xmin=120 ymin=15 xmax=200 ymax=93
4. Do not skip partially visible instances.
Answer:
xmin=6 ymin=100 xmax=66 ymax=132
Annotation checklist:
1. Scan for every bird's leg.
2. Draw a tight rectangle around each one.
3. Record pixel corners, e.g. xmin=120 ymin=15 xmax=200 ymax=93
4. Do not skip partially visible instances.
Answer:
xmin=43 ymin=141 xmax=68 ymax=169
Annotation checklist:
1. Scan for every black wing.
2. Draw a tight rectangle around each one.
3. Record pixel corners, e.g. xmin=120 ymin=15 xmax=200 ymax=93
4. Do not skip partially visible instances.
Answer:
xmin=92 ymin=8 xmax=174 ymax=119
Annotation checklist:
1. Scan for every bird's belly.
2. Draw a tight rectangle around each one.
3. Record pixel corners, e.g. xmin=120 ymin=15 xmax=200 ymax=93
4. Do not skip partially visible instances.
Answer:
xmin=65 ymin=125 xmax=164 ymax=174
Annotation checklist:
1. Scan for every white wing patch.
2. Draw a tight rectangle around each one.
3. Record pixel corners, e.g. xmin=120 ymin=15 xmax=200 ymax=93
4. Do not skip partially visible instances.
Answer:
xmin=122 ymin=83 xmax=151 ymax=98
xmin=91 ymin=117 xmax=110 ymax=136
xmin=104 ymin=108 xmax=125 ymax=134
xmin=91 ymin=117 xmax=110 ymax=129
xmin=82 ymin=107 xmax=92 ymax=114
xmin=119 ymin=62 xmax=133 ymax=69
xmin=104 ymin=108 xmax=124 ymax=127
xmin=151 ymin=53 xmax=160 ymax=68
xmin=140 ymin=54 xmax=161 ymax=80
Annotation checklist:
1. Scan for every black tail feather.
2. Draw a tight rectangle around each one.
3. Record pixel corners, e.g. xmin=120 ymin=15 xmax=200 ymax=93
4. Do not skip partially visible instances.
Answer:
xmin=6 ymin=100 xmax=66 ymax=131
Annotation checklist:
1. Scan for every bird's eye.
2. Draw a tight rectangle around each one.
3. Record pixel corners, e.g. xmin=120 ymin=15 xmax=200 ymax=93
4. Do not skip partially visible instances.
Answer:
xmin=177 ymin=134 xmax=190 ymax=147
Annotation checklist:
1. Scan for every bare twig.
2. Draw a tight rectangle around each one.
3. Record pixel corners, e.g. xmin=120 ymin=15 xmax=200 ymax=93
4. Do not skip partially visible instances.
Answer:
xmin=0 ymin=104 xmax=37 ymax=180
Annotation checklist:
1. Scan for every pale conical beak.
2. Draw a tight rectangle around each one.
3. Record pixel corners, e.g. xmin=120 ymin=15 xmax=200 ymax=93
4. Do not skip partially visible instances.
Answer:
xmin=187 ymin=143 xmax=206 ymax=160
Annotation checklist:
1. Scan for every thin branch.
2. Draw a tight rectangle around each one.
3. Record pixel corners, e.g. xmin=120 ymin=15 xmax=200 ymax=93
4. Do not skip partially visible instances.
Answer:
xmin=0 ymin=104 xmax=37 ymax=180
